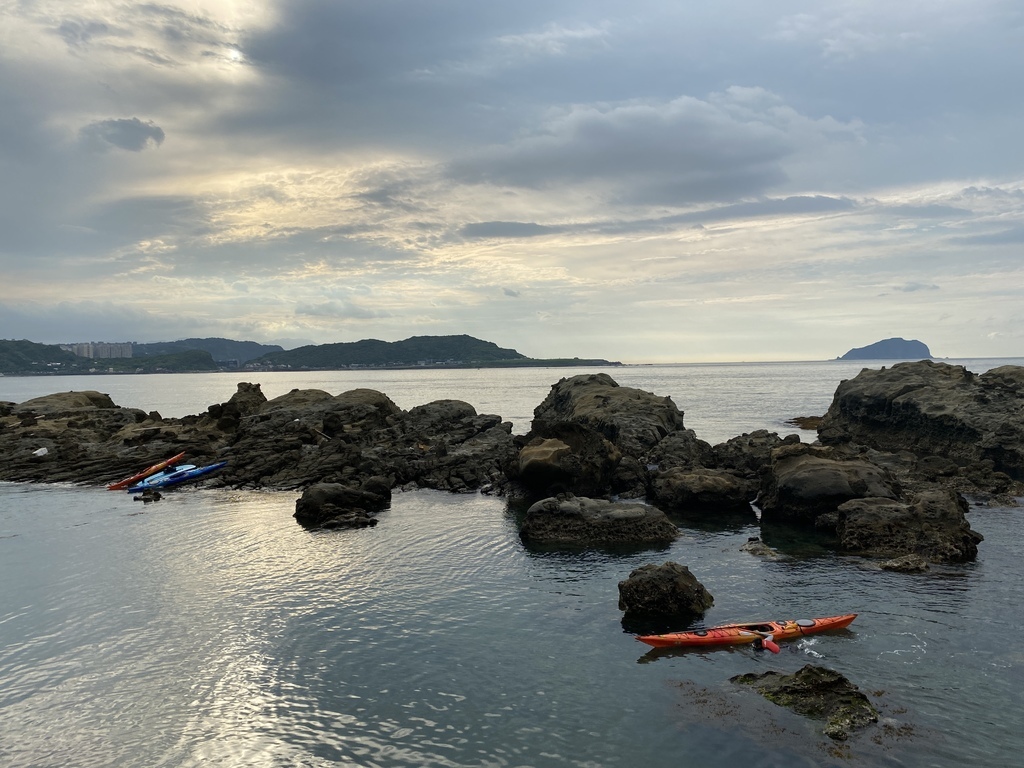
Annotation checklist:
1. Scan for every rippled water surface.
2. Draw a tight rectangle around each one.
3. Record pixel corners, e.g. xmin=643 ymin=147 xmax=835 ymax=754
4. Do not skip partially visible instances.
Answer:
xmin=2 ymin=484 xmax=1023 ymax=767
xmin=3 ymin=361 xmax=1024 ymax=766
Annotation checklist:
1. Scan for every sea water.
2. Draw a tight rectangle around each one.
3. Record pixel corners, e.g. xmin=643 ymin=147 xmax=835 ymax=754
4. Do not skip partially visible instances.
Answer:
xmin=2 ymin=361 xmax=1023 ymax=767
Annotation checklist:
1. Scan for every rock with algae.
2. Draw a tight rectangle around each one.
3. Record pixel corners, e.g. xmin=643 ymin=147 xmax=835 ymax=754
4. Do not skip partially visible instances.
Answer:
xmin=731 ymin=664 xmax=878 ymax=741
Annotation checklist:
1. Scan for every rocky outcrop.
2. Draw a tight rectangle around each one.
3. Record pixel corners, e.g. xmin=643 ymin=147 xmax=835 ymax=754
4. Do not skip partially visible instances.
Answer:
xmin=649 ymin=467 xmax=753 ymax=516
xmin=758 ymin=443 xmax=901 ymax=527
xmin=818 ymin=361 xmax=1024 ymax=483
xmin=516 ymin=423 xmax=622 ymax=497
xmin=293 ymin=479 xmax=391 ymax=528
xmin=519 ymin=494 xmax=679 ymax=545
xmin=836 ymin=490 xmax=982 ymax=563
xmin=617 ymin=561 xmax=714 ymax=618
xmin=732 ymin=665 xmax=878 ymax=741
xmin=530 ymin=373 xmax=688 ymax=458
xmin=0 ymin=384 xmax=515 ymax=499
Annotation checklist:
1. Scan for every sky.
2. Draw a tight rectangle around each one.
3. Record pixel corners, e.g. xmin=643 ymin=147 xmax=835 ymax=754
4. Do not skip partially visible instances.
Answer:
xmin=1 ymin=1 xmax=1023 ymax=363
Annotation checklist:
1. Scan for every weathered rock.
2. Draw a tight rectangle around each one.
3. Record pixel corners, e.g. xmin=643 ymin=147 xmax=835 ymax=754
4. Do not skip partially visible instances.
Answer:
xmin=641 ymin=429 xmax=712 ymax=472
xmin=740 ymin=536 xmax=780 ymax=559
xmin=531 ymin=373 xmax=687 ymax=458
xmin=293 ymin=478 xmax=392 ymax=527
xmin=836 ymin=489 xmax=983 ymax=563
xmin=518 ymin=438 xmax=574 ymax=492
xmin=708 ymin=430 xmax=799 ymax=477
xmin=516 ymin=422 xmax=622 ymax=498
xmin=732 ymin=664 xmax=878 ymax=741
xmin=880 ymin=554 xmax=930 ymax=572
xmin=617 ymin=561 xmax=714 ymax=617
xmin=318 ymin=509 xmax=379 ymax=529
xmin=818 ymin=360 xmax=1024 ymax=483
xmin=758 ymin=443 xmax=901 ymax=527
xmin=206 ymin=382 xmax=267 ymax=431
xmin=649 ymin=467 xmax=753 ymax=515
xmin=413 ymin=422 xmax=517 ymax=493
xmin=12 ymin=390 xmax=120 ymax=415
xmin=520 ymin=494 xmax=679 ymax=544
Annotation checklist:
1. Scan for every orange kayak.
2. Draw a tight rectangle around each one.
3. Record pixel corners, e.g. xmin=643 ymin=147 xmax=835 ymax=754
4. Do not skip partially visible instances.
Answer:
xmin=636 ymin=613 xmax=857 ymax=649
xmin=107 ymin=451 xmax=187 ymax=490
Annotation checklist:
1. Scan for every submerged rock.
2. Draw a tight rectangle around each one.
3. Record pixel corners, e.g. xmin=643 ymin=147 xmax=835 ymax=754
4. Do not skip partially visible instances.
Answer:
xmin=880 ymin=554 xmax=930 ymax=573
xmin=519 ymin=494 xmax=679 ymax=545
xmin=732 ymin=664 xmax=878 ymax=741
xmin=293 ymin=479 xmax=392 ymax=529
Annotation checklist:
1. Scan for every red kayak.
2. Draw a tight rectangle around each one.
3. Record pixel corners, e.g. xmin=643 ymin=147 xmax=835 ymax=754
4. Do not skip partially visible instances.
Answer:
xmin=107 ymin=451 xmax=187 ymax=491
xmin=636 ymin=613 xmax=857 ymax=649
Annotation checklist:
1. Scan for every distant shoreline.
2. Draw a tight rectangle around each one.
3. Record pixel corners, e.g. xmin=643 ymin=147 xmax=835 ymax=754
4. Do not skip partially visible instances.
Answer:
xmin=5 ymin=356 xmax=1024 ymax=379
xmin=0 ymin=358 xmax=623 ymax=377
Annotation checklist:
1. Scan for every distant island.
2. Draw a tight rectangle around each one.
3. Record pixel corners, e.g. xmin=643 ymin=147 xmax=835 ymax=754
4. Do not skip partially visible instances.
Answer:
xmin=0 ymin=335 xmax=620 ymax=376
xmin=838 ymin=338 xmax=932 ymax=361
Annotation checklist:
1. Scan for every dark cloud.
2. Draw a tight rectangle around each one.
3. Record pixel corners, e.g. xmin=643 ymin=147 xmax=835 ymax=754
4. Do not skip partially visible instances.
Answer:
xmin=0 ymin=300 xmax=204 ymax=345
xmin=80 ymin=118 xmax=165 ymax=151
xmin=446 ymin=96 xmax=797 ymax=203
xmin=896 ymin=282 xmax=940 ymax=293
xmin=461 ymin=221 xmax=557 ymax=239
xmin=56 ymin=19 xmax=113 ymax=47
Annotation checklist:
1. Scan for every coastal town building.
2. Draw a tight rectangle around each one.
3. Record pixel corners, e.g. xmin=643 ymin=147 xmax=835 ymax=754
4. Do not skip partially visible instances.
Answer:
xmin=60 ymin=342 xmax=134 ymax=359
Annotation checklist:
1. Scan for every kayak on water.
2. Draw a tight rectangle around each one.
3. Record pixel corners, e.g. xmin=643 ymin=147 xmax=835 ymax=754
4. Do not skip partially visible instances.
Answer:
xmin=107 ymin=451 xmax=188 ymax=490
xmin=635 ymin=613 xmax=857 ymax=649
xmin=126 ymin=461 xmax=226 ymax=493
xmin=127 ymin=464 xmax=196 ymax=491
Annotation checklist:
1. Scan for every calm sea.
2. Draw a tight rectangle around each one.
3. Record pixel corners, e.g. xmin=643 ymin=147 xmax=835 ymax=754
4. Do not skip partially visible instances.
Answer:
xmin=2 ymin=360 xmax=1023 ymax=767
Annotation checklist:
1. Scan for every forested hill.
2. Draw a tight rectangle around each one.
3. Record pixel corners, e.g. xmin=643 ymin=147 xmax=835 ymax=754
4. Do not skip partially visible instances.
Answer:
xmin=256 ymin=335 xmax=527 ymax=368
xmin=0 ymin=339 xmax=79 ymax=374
xmin=134 ymin=337 xmax=282 ymax=363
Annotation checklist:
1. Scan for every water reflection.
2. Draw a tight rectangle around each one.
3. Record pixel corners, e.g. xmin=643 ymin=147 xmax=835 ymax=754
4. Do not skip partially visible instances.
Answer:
xmin=3 ymin=483 xmax=1024 ymax=767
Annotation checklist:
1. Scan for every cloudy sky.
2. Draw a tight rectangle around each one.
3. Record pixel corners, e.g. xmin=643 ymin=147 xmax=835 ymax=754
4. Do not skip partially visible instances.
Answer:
xmin=2 ymin=1 xmax=1023 ymax=362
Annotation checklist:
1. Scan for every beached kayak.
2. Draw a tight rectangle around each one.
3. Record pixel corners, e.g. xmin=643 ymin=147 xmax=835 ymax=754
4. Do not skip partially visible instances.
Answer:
xmin=126 ymin=461 xmax=227 ymax=492
xmin=635 ymin=613 xmax=857 ymax=649
xmin=107 ymin=451 xmax=187 ymax=490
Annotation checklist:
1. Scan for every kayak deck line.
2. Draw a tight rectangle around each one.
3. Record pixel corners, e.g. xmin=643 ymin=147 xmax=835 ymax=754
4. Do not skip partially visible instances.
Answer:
xmin=635 ymin=613 xmax=857 ymax=649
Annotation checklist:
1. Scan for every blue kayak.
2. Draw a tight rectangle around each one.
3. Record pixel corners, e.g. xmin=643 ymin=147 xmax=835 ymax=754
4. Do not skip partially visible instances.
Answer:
xmin=127 ymin=461 xmax=227 ymax=492
xmin=127 ymin=464 xmax=196 ymax=490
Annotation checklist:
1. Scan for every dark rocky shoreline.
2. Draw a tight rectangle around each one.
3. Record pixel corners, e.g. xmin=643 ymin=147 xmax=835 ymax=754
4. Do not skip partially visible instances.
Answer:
xmin=3 ymin=361 xmax=1022 ymax=559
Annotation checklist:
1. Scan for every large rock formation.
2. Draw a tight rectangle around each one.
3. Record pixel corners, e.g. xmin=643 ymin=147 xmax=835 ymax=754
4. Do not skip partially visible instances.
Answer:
xmin=836 ymin=490 xmax=982 ymax=563
xmin=758 ymin=443 xmax=901 ymax=527
xmin=0 ymin=383 xmax=517 ymax=497
xmin=530 ymin=373 xmax=688 ymax=458
xmin=819 ymin=361 xmax=1024 ymax=483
